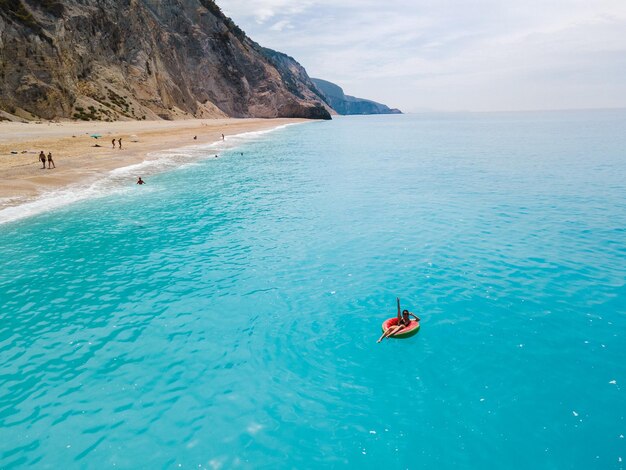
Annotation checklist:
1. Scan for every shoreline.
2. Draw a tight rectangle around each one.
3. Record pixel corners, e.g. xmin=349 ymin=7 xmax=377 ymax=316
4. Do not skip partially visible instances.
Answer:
xmin=0 ymin=118 xmax=307 ymax=224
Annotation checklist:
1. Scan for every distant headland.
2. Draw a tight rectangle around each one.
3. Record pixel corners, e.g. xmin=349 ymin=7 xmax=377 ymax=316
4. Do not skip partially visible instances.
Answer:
xmin=311 ymin=78 xmax=402 ymax=116
xmin=0 ymin=0 xmax=396 ymax=122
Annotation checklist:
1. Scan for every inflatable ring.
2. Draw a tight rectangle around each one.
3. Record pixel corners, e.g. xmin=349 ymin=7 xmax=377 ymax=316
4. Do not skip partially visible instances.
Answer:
xmin=381 ymin=317 xmax=420 ymax=338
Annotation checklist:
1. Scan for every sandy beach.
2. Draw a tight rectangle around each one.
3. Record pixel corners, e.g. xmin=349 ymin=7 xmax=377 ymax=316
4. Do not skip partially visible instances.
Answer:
xmin=0 ymin=118 xmax=306 ymax=212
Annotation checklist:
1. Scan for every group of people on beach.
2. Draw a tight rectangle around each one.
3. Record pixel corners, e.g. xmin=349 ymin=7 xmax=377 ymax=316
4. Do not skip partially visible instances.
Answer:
xmin=112 ymin=138 xmax=123 ymax=149
xmin=39 ymin=151 xmax=55 ymax=169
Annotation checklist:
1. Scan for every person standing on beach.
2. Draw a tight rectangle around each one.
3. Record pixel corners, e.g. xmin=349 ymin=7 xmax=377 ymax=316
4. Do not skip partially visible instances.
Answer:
xmin=39 ymin=151 xmax=46 ymax=169
xmin=112 ymin=138 xmax=116 ymax=149
xmin=118 ymin=138 xmax=123 ymax=150
xmin=47 ymin=152 xmax=55 ymax=169
xmin=221 ymin=134 xmax=225 ymax=141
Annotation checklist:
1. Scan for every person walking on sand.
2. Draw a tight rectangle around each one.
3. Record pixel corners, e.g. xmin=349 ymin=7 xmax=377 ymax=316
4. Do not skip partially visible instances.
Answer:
xmin=137 ymin=177 xmax=145 ymax=185
xmin=112 ymin=138 xmax=116 ymax=149
xmin=47 ymin=152 xmax=55 ymax=169
xmin=118 ymin=138 xmax=123 ymax=150
xmin=221 ymin=134 xmax=225 ymax=141
xmin=39 ymin=151 xmax=46 ymax=169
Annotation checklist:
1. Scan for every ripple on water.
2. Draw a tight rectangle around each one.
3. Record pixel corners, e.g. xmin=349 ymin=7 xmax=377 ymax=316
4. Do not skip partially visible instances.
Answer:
xmin=1 ymin=112 xmax=626 ymax=467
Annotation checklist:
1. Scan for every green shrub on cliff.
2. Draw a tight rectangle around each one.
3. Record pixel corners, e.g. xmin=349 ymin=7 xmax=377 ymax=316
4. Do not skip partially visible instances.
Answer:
xmin=0 ymin=0 xmax=38 ymax=29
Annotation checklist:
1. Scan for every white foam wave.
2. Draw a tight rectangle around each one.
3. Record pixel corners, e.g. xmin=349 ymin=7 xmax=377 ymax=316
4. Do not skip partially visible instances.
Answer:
xmin=0 ymin=122 xmax=304 ymax=225
xmin=0 ymin=179 xmax=132 ymax=225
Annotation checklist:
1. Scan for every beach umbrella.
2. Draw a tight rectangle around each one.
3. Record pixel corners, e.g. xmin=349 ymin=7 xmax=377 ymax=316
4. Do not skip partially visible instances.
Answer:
xmin=90 ymin=134 xmax=102 ymax=139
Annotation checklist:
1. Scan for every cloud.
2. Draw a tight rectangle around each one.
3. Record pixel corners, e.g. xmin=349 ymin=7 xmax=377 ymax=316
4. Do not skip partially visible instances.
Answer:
xmin=218 ymin=0 xmax=626 ymax=111
xmin=221 ymin=0 xmax=316 ymax=24
xmin=269 ymin=19 xmax=293 ymax=32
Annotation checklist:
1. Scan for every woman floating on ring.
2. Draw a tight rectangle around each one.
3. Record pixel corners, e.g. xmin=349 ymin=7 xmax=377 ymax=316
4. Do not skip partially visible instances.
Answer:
xmin=377 ymin=297 xmax=420 ymax=343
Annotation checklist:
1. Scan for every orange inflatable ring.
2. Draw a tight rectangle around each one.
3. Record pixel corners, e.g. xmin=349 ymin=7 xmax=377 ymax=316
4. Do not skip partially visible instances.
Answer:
xmin=381 ymin=317 xmax=420 ymax=338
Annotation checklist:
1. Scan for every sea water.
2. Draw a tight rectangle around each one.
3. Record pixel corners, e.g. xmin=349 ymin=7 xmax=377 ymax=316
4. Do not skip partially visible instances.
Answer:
xmin=0 ymin=111 xmax=625 ymax=469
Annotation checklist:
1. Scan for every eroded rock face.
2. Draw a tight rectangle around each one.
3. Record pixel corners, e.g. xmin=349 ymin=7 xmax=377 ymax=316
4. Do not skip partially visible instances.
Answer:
xmin=0 ymin=0 xmax=332 ymax=121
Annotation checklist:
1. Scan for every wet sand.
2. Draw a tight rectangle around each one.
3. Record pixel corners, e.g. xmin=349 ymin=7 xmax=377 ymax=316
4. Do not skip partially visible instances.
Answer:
xmin=0 ymin=118 xmax=306 ymax=210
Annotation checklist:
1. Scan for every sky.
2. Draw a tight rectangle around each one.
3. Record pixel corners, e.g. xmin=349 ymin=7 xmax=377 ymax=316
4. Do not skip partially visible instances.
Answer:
xmin=218 ymin=0 xmax=626 ymax=112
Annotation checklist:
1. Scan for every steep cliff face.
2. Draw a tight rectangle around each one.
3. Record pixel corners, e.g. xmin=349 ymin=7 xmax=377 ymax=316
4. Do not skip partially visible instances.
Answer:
xmin=0 ymin=0 xmax=331 ymax=121
xmin=311 ymin=78 xmax=401 ymax=115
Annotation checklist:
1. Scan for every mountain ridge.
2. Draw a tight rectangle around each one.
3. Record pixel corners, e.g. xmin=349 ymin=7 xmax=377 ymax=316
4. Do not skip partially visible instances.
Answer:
xmin=311 ymin=78 xmax=401 ymax=115
xmin=0 ymin=0 xmax=332 ymax=121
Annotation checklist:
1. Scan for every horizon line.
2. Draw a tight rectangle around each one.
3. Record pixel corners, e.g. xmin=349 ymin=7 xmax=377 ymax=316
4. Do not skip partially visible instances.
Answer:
xmin=402 ymin=106 xmax=626 ymax=115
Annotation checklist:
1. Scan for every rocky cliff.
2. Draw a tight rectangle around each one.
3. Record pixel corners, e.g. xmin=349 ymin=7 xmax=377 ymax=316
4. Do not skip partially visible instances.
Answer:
xmin=0 ymin=0 xmax=331 ymax=121
xmin=311 ymin=78 xmax=401 ymax=115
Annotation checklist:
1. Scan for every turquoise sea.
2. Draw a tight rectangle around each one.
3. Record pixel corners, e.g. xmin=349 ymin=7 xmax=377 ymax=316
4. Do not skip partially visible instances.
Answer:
xmin=1 ymin=111 xmax=625 ymax=468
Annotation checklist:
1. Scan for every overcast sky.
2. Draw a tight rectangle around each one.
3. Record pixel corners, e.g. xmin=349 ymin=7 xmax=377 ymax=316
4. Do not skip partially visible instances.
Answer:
xmin=218 ymin=0 xmax=626 ymax=112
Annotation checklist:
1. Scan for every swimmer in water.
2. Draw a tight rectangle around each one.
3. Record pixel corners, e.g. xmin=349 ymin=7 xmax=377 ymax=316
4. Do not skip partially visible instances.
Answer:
xmin=377 ymin=298 xmax=419 ymax=343
xmin=136 ymin=177 xmax=145 ymax=185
